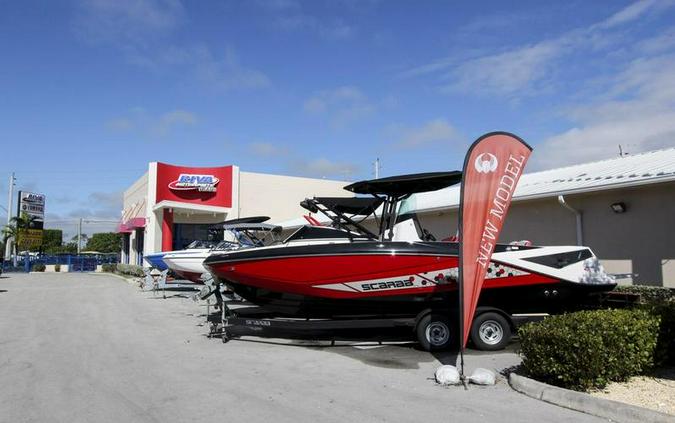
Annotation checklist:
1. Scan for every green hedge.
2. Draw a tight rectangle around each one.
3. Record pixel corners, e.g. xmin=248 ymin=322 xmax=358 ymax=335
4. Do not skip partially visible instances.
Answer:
xmin=101 ymin=263 xmax=116 ymax=273
xmin=614 ymin=285 xmax=673 ymax=304
xmin=32 ymin=263 xmax=46 ymax=272
xmin=641 ymin=302 xmax=675 ymax=365
xmin=519 ymin=309 xmax=660 ymax=391
xmin=116 ymin=264 xmax=144 ymax=277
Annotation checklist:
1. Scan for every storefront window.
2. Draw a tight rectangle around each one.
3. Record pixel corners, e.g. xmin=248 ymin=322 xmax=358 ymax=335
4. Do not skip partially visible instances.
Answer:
xmin=172 ymin=223 xmax=220 ymax=250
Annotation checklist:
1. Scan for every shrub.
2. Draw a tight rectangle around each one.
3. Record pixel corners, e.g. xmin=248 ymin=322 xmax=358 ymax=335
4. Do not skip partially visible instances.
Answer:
xmin=614 ymin=285 xmax=673 ymax=304
xmin=116 ymin=263 xmax=144 ymax=277
xmin=639 ymin=302 xmax=675 ymax=365
xmin=613 ymin=286 xmax=675 ymax=365
xmin=55 ymin=264 xmax=61 ymax=272
xmin=101 ymin=263 xmax=116 ymax=273
xmin=32 ymin=263 xmax=46 ymax=272
xmin=519 ymin=309 xmax=660 ymax=391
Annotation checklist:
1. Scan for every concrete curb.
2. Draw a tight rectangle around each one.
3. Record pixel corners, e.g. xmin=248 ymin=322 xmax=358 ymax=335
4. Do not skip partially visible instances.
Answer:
xmin=89 ymin=272 xmax=137 ymax=284
xmin=509 ymin=373 xmax=674 ymax=423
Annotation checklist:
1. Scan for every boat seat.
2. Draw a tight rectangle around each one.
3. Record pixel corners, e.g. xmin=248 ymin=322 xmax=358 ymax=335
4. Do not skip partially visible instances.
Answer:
xmin=392 ymin=218 xmax=423 ymax=242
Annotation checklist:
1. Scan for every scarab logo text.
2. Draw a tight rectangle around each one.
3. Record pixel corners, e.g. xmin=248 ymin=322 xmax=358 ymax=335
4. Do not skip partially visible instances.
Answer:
xmin=168 ymin=174 xmax=219 ymax=192
xmin=361 ymin=278 xmax=414 ymax=291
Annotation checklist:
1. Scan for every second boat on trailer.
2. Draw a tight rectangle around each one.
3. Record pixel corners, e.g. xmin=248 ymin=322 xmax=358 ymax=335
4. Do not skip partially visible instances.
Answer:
xmin=162 ymin=216 xmax=282 ymax=283
xmin=204 ymin=172 xmax=617 ymax=351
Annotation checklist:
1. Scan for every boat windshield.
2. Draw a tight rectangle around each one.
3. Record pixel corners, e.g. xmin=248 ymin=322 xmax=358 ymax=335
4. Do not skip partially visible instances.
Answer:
xmin=186 ymin=240 xmax=216 ymax=249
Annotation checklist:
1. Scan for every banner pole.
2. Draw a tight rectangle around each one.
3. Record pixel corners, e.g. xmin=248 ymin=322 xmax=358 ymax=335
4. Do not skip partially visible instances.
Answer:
xmin=458 ymin=237 xmax=467 ymax=388
xmin=457 ymin=137 xmax=471 ymax=384
xmin=458 ymin=273 xmax=467 ymax=388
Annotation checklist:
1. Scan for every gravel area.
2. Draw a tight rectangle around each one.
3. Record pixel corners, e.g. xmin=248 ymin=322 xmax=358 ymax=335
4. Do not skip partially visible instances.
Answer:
xmin=590 ymin=367 xmax=675 ymax=416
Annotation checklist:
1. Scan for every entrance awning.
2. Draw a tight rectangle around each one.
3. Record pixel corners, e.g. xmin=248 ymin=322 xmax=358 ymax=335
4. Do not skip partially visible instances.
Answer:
xmin=153 ymin=200 xmax=232 ymax=215
xmin=117 ymin=217 xmax=146 ymax=233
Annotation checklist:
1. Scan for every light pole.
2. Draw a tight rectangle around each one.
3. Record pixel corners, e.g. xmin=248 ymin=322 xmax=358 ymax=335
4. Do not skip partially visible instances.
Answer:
xmin=5 ymin=173 xmax=15 ymax=260
xmin=77 ymin=218 xmax=82 ymax=254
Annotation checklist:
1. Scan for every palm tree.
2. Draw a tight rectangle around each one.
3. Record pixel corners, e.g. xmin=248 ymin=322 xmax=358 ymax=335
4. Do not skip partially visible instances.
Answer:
xmin=2 ymin=213 xmax=37 ymax=265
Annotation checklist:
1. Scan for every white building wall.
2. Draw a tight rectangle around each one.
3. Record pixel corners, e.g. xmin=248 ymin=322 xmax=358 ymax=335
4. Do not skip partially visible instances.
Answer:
xmin=238 ymin=171 xmax=350 ymax=222
xmin=122 ymin=172 xmax=149 ymax=266
xmin=122 ymin=172 xmax=148 ymax=211
xmin=144 ymin=162 xmax=160 ymax=256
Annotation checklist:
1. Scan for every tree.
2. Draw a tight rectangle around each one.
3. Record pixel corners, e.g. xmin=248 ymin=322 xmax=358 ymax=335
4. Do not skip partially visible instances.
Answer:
xmin=2 ymin=213 xmax=37 ymax=258
xmin=85 ymin=232 xmax=121 ymax=253
xmin=71 ymin=234 xmax=89 ymax=251
xmin=42 ymin=229 xmax=63 ymax=253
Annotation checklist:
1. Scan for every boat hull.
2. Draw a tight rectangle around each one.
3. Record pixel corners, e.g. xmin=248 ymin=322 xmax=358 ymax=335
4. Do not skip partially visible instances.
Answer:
xmin=143 ymin=252 xmax=169 ymax=271
xmin=204 ymin=242 xmax=615 ymax=318
xmin=162 ymin=249 xmax=211 ymax=283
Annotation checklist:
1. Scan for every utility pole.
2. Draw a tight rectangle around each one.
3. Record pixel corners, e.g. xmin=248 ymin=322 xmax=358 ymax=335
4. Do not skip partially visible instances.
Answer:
xmin=77 ymin=217 xmax=82 ymax=254
xmin=5 ymin=173 xmax=15 ymax=260
xmin=374 ymin=158 xmax=381 ymax=179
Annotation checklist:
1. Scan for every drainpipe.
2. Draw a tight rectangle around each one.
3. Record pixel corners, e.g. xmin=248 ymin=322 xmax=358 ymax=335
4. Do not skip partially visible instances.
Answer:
xmin=557 ymin=195 xmax=583 ymax=246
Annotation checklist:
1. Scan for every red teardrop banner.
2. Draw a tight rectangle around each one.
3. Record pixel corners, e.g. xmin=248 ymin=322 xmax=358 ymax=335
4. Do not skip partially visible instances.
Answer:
xmin=458 ymin=132 xmax=532 ymax=348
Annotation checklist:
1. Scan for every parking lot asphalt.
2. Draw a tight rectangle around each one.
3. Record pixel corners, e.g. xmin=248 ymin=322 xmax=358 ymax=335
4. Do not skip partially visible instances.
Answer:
xmin=0 ymin=273 xmax=607 ymax=423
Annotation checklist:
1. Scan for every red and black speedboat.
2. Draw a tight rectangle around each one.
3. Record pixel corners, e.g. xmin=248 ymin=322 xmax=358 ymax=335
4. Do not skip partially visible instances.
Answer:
xmin=203 ymin=172 xmax=616 ymax=322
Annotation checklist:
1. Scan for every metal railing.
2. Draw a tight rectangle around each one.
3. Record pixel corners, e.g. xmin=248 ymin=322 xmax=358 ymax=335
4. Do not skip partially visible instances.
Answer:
xmin=1 ymin=254 xmax=119 ymax=273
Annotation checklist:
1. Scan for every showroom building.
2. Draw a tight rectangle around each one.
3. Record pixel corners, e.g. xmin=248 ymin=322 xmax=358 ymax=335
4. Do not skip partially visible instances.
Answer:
xmin=119 ymin=162 xmax=348 ymax=266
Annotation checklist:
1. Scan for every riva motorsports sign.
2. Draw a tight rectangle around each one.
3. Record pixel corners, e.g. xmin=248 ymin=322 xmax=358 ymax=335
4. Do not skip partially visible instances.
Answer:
xmin=17 ymin=191 xmax=46 ymax=248
xmin=168 ymin=174 xmax=219 ymax=192
xmin=155 ymin=163 xmax=234 ymax=208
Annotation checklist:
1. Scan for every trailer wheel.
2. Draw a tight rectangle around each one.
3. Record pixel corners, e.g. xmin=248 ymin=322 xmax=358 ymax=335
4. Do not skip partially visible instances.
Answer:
xmin=470 ymin=312 xmax=511 ymax=351
xmin=416 ymin=313 xmax=453 ymax=351
xmin=222 ymin=329 xmax=230 ymax=344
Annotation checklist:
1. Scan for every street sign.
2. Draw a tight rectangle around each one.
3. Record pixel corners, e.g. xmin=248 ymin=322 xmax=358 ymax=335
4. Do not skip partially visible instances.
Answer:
xmin=16 ymin=191 xmax=46 ymax=248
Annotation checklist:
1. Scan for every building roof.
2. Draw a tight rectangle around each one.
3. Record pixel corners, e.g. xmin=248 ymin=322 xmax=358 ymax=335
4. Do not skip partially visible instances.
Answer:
xmin=277 ymin=148 xmax=675 ymax=227
xmin=404 ymin=147 xmax=675 ymax=214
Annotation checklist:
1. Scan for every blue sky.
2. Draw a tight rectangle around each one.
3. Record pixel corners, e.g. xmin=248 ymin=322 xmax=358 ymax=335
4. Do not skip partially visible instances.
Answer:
xmin=1 ymin=0 xmax=675 ymax=237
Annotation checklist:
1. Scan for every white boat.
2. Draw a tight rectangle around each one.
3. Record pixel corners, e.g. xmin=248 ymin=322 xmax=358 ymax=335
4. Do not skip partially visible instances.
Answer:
xmin=162 ymin=217 xmax=282 ymax=283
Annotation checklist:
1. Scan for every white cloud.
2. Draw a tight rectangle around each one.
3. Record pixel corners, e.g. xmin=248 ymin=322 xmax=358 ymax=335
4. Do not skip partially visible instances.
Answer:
xmin=289 ymin=158 xmax=359 ymax=179
xmin=88 ymin=191 xmax=123 ymax=213
xmin=278 ymin=15 xmax=352 ymax=38
xmin=73 ymin=1 xmax=270 ymax=92
xmin=105 ymin=118 xmax=134 ymax=131
xmin=74 ymin=0 xmax=185 ymax=44
xmin=106 ymin=108 xmax=197 ymax=137
xmin=303 ymin=86 xmax=375 ymax=128
xmin=43 ymin=191 xmax=123 ymax=240
xmin=531 ymin=53 xmax=675 ymax=169
xmin=156 ymin=110 xmax=196 ymax=132
xmin=392 ymin=119 xmax=463 ymax=149
xmin=637 ymin=28 xmax=675 ymax=54
xmin=248 ymin=142 xmax=289 ymax=157
xmin=403 ymin=1 xmax=675 ymax=98
xmin=254 ymin=0 xmax=300 ymax=11
xmin=443 ymin=40 xmax=564 ymax=97
xmin=596 ymin=0 xmax=669 ymax=30
xmin=263 ymin=4 xmax=356 ymax=40
xmin=174 ymin=46 xmax=271 ymax=91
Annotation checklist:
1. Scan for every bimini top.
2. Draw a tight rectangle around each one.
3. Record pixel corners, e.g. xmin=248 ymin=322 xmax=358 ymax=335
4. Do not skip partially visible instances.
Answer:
xmin=218 ymin=216 xmax=271 ymax=225
xmin=344 ymin=171 xmax=462 ymax=197
xmin=300 ymin=197 xmax=384 ymax=215
xmin=222 ymin=223 xmax=282 ymax=233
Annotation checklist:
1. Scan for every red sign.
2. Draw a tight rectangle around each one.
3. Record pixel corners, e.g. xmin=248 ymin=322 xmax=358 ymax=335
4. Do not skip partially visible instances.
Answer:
xmin=458 ymin=132 xmax=532 ymax=347
xmin=155 ymin=163 xmax=233 ymax=207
